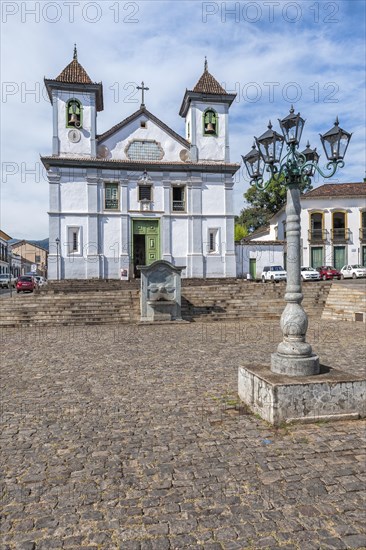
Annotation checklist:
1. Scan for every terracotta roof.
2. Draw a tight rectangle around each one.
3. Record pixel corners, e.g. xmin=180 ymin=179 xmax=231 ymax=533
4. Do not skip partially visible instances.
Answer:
xmin=55 ymin=58 xmax=93 ymax=84
xmin=179 ymin=61 xmax=236 ymax=117
xmin=246 ymin=225 xmax=270 ymax=238
xmin=0 ymin=230 xmax=12 ymax=241
xmin=44 ymin=47 xmax=104 ymax=111
xmin=303 ymin=182 xmax=366 ymax=198
xmin=192 ymin=69 xmax=227 ymax=95
xmin=11 ymin=240 xmax=49 ymax=253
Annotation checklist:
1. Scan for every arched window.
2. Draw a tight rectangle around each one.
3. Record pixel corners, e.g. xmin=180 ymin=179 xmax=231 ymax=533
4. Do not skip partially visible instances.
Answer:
xmin=66 ymin=98 xmax=82 ymax=128
xmin=203 ymin=108 xmax=218 ymax=136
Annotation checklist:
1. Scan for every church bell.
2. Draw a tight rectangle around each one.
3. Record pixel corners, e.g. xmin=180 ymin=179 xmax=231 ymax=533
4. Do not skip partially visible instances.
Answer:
xmin=206 ymin=122 xmax=215 ymax=134
xmin=69 ymin=113 xmax=79 ymax=125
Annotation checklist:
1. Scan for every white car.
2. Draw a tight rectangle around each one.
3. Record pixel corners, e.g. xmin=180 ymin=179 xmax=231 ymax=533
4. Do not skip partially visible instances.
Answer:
xmin=340 ymin=265 xmax=366 ymax=279
xmin=33 ymin=276 xmax=47 ymax=287
xmin=301 ymin=267 xmax=321 ymax=281
xmin=0 ymin=274 xmax=17 ymax=288
xmin=261 ymin=265 xmax=287 ymax=282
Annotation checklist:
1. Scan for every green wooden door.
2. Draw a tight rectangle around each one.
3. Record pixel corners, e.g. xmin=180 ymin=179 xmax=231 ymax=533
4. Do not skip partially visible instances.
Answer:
xmin=333 ymin=246 xmax=346 ymax=271
xmin=310 ymin=247 xmax=323 ymax=269
xmin=249 ymin=258 xmax=256 ymax=280
xmin=132 ymin=220 xmax=160 ymax=267
xmin=363 ymin=246 xmax=366 ymax=267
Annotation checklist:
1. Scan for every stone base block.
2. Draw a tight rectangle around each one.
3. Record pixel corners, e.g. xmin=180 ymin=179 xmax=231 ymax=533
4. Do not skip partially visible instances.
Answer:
xmin=271 ymin=352 xmax=320 ymax=376
xmin=141 ymin=300 xmax=181 ymax=323
xmin=238 ymin=364 xmax=366 ymax=426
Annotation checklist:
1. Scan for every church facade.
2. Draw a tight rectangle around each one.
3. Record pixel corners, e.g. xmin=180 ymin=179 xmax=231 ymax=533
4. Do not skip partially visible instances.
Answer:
xmin=42 ymin=50 xmax=239 ymax=280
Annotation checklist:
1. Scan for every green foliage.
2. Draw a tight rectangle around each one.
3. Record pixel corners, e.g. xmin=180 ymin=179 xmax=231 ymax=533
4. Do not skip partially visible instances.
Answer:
xmin=238 ymin=175 xmax=313 ymax=234
xmin=234 ymin=224 xmax=248 ymax=242
xmin=236 ymin=208 xmax=270 ymax=234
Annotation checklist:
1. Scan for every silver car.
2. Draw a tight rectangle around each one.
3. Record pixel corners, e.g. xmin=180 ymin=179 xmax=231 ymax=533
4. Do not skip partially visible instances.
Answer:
xmin=301 ymin=267 xmax=321 ymax=281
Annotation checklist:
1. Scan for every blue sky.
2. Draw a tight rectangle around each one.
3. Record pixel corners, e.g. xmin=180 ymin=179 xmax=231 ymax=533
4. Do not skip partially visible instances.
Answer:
xmin=1 ymin=0 xmax=365 ymax=239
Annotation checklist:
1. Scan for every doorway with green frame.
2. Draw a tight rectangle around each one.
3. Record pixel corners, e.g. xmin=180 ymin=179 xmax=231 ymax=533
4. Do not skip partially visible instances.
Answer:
xmin=132 ymin=220 xmax=160 ymax=277
xmin=310 ymin=246 xmax=324 ymax=269
xmin=333 ymin=246 xmax=346 ymax=271
xmin=249 ymin=258 xmax=256 ymax=280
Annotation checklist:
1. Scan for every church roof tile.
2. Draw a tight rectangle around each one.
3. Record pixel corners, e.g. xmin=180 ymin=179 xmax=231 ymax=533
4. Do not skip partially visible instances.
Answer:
xmin=55 ymin=58 xmax=93 ymax=84
xmin=192 ymin=69 xmax=227 ymax=95
xmin=302 ymin=182 xmax=366 ymax=198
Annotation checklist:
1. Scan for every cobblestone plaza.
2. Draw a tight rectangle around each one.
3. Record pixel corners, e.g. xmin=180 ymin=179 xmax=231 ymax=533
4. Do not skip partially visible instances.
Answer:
xmin=1 ymin=319 xmax=366 ymax=549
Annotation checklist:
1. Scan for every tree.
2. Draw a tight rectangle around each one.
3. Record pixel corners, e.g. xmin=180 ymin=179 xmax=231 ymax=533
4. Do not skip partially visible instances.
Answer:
xmin=238 ymin=175 xmax=313 ymax=233
xmin=234 ymin=224 xmax=248 ymax=242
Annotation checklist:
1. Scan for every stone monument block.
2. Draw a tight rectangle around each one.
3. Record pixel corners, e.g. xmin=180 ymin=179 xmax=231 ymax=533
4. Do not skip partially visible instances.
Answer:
xmin=139 ymin=261 xmax=185 ymax=322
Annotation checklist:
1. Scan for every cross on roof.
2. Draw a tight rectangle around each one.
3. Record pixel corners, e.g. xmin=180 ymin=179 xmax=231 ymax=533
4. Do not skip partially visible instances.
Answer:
xmin=137 ymin=81 xmax=149 ymax=108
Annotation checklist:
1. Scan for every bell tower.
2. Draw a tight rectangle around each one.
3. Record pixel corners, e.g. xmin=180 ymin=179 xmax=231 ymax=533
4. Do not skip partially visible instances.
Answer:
xmin=179 ymin=59 xmax=236 ymax=162
xmin=44 ymin=45 xmax=103 ymax=157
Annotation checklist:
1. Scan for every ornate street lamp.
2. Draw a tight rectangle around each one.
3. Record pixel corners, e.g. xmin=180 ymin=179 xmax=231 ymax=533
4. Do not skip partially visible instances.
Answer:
xmin=241 ymin=143 xmax=265 ymax=181
xmin=255 ymin=121 xmax=285 ymax=166
xmin=301 ymin=141 xmax=319 ymax=177
xmin=278 ymin=105 xmax=305 ymax=145
xmin=320 ymin=116 xmax=352 ymax=161
xmin=244 ymin=108 xmax=352 ymax=377
xmin=55 ymin=237 xmax=60 ymax=281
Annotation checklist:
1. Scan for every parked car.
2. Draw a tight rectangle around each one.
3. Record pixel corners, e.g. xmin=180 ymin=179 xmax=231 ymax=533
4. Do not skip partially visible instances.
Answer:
xmin=33 ymin=275 xmax=47 ymax=287
xmin=340 ymin=264 xmax=366 ymax=279
xmin=16 ymin=276 xmax=36 ymax=293
xmin=0 ymin=274 xmax=17 ymax=288
xmin=316 ymin=266 xmax=341 ymax=281
xmin=261 ymin=266 xmax=287 ymax=282
xmin=301 ymin=267 xmax=320 ymax=281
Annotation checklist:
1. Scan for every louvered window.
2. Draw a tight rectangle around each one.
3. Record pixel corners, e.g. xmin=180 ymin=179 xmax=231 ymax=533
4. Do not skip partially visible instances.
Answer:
xmin=138 ymin=186 xmax=152 ymax=201
xmin=105 ymin=183 xmax=119 ymax=210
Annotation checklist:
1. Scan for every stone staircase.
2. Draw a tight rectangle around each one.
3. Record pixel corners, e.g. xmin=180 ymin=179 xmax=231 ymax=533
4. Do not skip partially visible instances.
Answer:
xmin=181 ymin=280 xmax=330 ymax=322
xmin=0 ymin=280 xmax=331 ymax=327
xmin=322 ymin=282 xmax=366 ymax=322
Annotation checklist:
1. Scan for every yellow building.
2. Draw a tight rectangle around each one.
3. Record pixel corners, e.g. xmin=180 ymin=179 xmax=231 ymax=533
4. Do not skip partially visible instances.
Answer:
xmin=11 ymin=241 xmax=48 ymax=277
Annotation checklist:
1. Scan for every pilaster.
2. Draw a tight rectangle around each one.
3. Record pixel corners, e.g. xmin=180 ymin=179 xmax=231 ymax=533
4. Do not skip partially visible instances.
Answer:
xmin=86 ymin=172 xmax=101 ymax=278
xmin=186 ymin=177 xmax=204 ymax=277
xmin=52 ymin=90 xmax=59 ymax=155
xmin=120 ymin=179 xmax=130 ymax=274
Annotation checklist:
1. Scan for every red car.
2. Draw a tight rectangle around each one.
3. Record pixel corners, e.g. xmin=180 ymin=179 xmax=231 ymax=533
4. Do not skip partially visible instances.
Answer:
xmin=16 ymin=276 xmax=36 ymax=293
xmin=316 ymin=266 xmax=341 ymax=281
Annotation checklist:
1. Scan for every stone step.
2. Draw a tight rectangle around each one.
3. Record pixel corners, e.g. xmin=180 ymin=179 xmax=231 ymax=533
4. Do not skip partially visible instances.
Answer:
xmin=1 ymin=281 xmax=331 ymax=327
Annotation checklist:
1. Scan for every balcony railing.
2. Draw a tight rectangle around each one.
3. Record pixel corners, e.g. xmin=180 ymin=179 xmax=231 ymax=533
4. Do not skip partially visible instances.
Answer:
xmin=360 ymin=228 xmax=366 ymax=242
xmin=172 ymin=200 xmax=185 ymax=212
xmin=308 ymin=229 xmax=328 ymax=242
xmin=330 ymin=228 xmax=351 ymax=242
xmin=105 ymin=199 xmax=119 ymax=210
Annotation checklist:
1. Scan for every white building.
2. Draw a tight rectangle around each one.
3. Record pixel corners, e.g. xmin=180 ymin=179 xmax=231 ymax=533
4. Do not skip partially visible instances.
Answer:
xmin=241 ymin=182 xmax=366 ymax=276
xmin=42 ymin=50 xmax=239 ymax=280
xmin=0 ymin=230 xmax=11 ymax=275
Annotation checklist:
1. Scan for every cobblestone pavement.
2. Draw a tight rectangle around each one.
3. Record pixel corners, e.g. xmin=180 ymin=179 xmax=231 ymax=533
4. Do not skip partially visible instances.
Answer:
xmin=1 ymin=319 xmax=366 ymax=550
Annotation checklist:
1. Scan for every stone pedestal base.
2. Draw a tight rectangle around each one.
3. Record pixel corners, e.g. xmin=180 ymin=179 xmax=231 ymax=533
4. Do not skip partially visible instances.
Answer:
xmin=238 ymin=364 xmax=366 ymax=426
xmin=140 ymin=300 xmax=181 ymax=322
xmin=271 ymin=352 xmax=320 ymax=376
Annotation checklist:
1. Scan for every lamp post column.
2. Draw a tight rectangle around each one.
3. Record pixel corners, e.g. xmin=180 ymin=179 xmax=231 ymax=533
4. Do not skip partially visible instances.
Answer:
xmin=56 ymin=238 xmax=60 ymax=281
xmin=9 ymin=252 xmax=13 ymax=298
xmin=271 ymin=178 xmax=320 ymax=376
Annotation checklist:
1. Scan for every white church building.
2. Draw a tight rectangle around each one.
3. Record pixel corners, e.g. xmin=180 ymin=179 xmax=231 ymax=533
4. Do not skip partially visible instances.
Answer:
xmin=42 ymin=49 xmax=240 ymax=279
